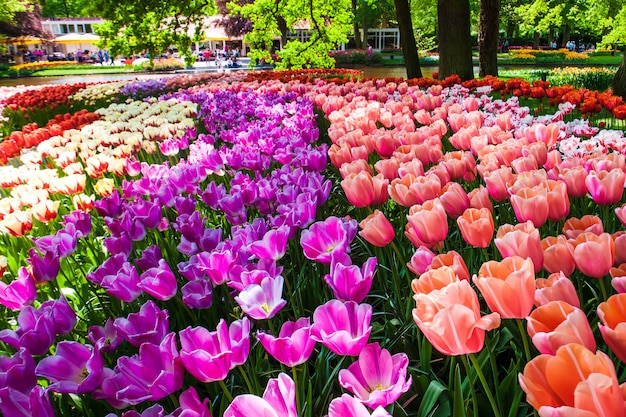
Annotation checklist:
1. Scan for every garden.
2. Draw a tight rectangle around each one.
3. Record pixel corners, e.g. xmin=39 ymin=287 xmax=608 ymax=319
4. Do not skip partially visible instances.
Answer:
xmin=1 ymin=68 xmax=626 ymax=417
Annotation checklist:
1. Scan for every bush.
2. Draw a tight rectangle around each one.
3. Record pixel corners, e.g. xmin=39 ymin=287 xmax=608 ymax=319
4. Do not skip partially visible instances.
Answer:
xmin=331 ymin=50 xmax=384 ymax=66
xmin=138 ymin=58 xmax=185 ymax=71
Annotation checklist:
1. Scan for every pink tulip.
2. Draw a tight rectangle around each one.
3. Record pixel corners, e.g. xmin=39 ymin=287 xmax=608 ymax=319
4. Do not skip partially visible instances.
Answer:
xmin=405 ymin=198 xmax=448 ymax=249
xmin=534 ymin=272 xmax=580 ymax=308
xmin=224 ymin=373 xmax=297 ymax=417
xmin=338 ymin=343 xmax=412 ymax=408
xmin=541 ymin=235 xmax=576 ymax=277
xmin=359 ymin=210 xmax=395 ymax=247
xmin=495 ymin=222 xmax=544 ymax=273
xmin=300 ymin=216 xmax=356 ymax=265
xmin=328 ymin=394 xmax=392 ymax=417
xmin=407 ymin=246 xmax=437 ymax=276
xmin=310 ymin=300 xmax=372 ymax=356
xmin=257 ymin=317 xmax=316 ymax=367
xmin=324 ymin=257 xmax=377 ymax=303
xmin=509 ymin=185 xmax=549 ymax=227
xmin=235 ymin=275 xmax=287 ymax=320
xmin=566 ymin=232 xmax=614 ymax=278
xmin=585 ymin=168 xmax=626 ymax=205
xmin=438 ymin=182 xmax=470 ymax=219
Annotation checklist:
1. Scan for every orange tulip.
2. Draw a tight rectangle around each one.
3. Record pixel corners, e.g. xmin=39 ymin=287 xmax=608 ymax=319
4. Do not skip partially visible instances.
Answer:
xmin=495 ymin=222 xmax=544 ymax=273
xmin=358 ymin=210 xmax=395 ymax=247
xmin=457 ymin=208 xmax=494 ymax=248
xmin=526 ymin=301 xmax=596 ymax=355
xmin=562 ymin=215 xmax=604 ymax=239
xmin=428 ymin=251 xmax=470 ymax=281
xmin=412 ymin=280 xmax=500 ymax=356
xmin=534 ymin=272 xmax=580 ymax=308
xmin=411 ymin=266 xmax=459 ymax=294
xmin=541 ymin=235 xmax=576 ymax=277
xmin=566 ymin=232 xmax=614 ymax=278
xmin=474 ymin=256 xmax=535 ymax=318
xmin=519 ymin=343 xmax=625 ymax=415
xmin=598 ymin=293 xmax=626 ymax=363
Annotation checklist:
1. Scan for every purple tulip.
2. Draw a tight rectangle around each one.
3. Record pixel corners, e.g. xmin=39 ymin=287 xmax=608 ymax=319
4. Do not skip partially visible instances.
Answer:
xmin=196 ymin=249 xmax=235 ymax=285
xmin=247 ymin=226 xmax=290 ymax=261
xmin=62 ymin=210 xmax=92 ymax=238
xmin=111 ymin=332 xmax=183 ymax=404
xmin=179 ymin=318 xmax=250 ymax=383
xmin=324 ymin=257 xmax=377 ymax=303
xmin=338 ymin=343 xmax=412 ymax=408
xmin=235 ymin=275 xmax=287 ymax=320
xmin=135 ymin=245 xmax=163 ymax=271
xmin=223 ymin=373 xmax=296 ymax=417
xmin=257 ymin=317 xmax=316 ymax=367
xmin=88 ymin=318 xmax=123 ymax=354
xmin=181 ymin=279 xmax=213 ymax=309
xmin=328 ymin=394 xmax=392 ymax=417
xmin=300 ymin=216 xmax=357 ymax=264
xmin=36 ymin=341 xmax=104 ymax=394
xmin=113 ymin=404 xmax=165 ymax=417
xmin=114 ymin=301 xmax=170 ymax=347
xmin=0 ymin=385 xmax=55 ymax=417
xmin=138 ymin=258 xmax=178 ymax=301
xmin=0 ymin=348 xmax=36 ymax=393
xmin=27 ymin=248 xmax=60 ymax=283
xmin=88 ymin=254 xmax=142 ymax=302
xmin=0 ymin=267 xmax=37 ymax=310
xmin=104 ymin=232 xmax=133 ymax=256
xmin=171 ymin=386 xmax=213 ymax=417
xmin=33 ymin=230 xmax=77 ymax=258
xmin=310 ymin=300 xmax=372 ymax=356
xmin=94 ymin=188 xmax=124 ymax=217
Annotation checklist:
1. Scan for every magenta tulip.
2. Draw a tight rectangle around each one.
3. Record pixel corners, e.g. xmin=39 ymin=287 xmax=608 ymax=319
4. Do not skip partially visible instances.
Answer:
xmin=35 ymin=341 xmax=103 ymax=394
xmin=328 ymin=394 xmax=392 ymax=417
xmin=310 ymin=300 xmax=372 ymax=356
xmin=257 ymin=317 xmax=316 ymax=367
xmin=300 ymin=216 xmax=356 ymax=264
xmin=324 ymin=257 xmax=376 ymax=303
xmin=224 ymin=373 xmax=297 ymax=417
xmin=235 ymin=275 xmax=287 ymax=320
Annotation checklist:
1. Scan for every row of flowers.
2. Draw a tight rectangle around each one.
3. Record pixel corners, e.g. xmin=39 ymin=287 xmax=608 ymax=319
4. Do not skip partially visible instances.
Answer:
xmin=1 ymin=69 xmax=626 ymax=417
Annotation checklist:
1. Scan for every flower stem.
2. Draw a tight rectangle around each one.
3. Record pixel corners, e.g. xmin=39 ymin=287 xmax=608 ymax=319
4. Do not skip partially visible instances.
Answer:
xmin=515 ymin=318 xmax=532 ymax=362
xmin=599 ymin=276 xmax=609 ymax=302
xmin=468 ymin=352 xmax=501 ymax=417
xmin=238 ymin=366 xmax=254 ymax=393
xmin=460 ymin=355 xmax=478 ymax=417
xmin=218 ymin=379 xmax=234 ymax=403
xmin=292 ymin=365 xmax=301 ymax=416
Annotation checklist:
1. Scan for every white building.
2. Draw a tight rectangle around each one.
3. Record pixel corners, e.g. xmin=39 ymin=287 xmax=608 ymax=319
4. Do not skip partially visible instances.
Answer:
xmin=40 ymin=17 xmax=104 ymax=36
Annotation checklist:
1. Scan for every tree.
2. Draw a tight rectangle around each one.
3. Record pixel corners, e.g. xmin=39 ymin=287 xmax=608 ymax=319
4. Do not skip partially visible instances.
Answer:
xmin=394 ymin=0 xmax=422 ymax=78
xmin=40 ymin=0 xmax=93 ymax=18
xmin=437 ymin=0 xmax=473 ymax=80
xmin=0 ymin=0 xmax=26 ymax=25
xmin=230 ymin=0 xmax=353 ymax=69
xmin=0 ymin=3 xmax=51 ymax=39
xmin=602 ymin=4 xmax=626 ymax=97
xmin=478 ymin=0 xmax=500 ymax=77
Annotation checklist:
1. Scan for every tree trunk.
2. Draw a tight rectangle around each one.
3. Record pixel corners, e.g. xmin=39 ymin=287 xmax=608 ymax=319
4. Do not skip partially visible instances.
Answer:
xmin=352 ymin=0 xmax=362 ymax=49
xmin=612 ymin=51 xmax=626 ymax=98
xmin=394 ymin=0 xmax=422 ymax=79
xmin=548 ymin=27 xmax=554 ymax=47
xmin=438 ymin=0 xmax=473 ymax=80
xmin=533 ymin=30 xmax=540 ymax=49
xmin=562 ymin=24 xmax=570 ymax=47
xmin=478 ymin=0 xmax=500 ymax=77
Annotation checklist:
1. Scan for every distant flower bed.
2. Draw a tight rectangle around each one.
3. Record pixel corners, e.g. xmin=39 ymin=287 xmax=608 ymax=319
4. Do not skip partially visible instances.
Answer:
xmin=509 ymin=48 xmax=589 ymax=64
xmin=8 ymin=61 xmax=79 ymax=77
xmin=139 ymin=58 xmax=185 ymax=72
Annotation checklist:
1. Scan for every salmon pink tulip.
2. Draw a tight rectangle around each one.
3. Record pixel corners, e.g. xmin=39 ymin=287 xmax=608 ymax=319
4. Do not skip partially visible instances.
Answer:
xmin=339 ymin=160 xmax=373 ymax=178
xmin=457 ymin=207 xmax=494 ymax=248
xmin=535 ymin=272 xmax=580 ymax=308
xmin=566 ymin=232 xmax=614 ymax=278
xmin=526 ymin=301 xmax=596 ymax=355
xmin=541 ymin=235 xmax=576 ymax=277
xmin=615 ymin=203 xmax=626 ymax=227
xmin=338 ymin=343 xmax=412 ymax=408
xmin=562 ymin=215 xmax=604 ymax=239
xmin=483 ymin=166 xmax=514 ymax=201
xmin=557 ymin=166 xmax=588 ymax=198
xmin=405 ymin=198 xmax=448 ymax=249
xmin=585 ymin=168 xmax=626 ymax=205
xmin=509 ymin=185 xmax=549 ymax=227
xmin=612 ymin=231 xmax=626 ymax=266
xmin=495 ymin=222 xmax=544 ymax=273
xmin=438 ymin=182 xmax=470 ymax=218
xmin=428 ymin=251 xmax=470 ymax=281
xmin=359 ymin=210 xmax=395 ymax=247
xmin=519 ymin=343 xmax=625 ymax=416
xmin=341 ymin=172 xmax=376 ymax=208
xmin=545 ymin=180 xmax=570 ymax=222
xmin=467 ymin=185 xmax=493 ymax=212
xmin=374 ymin=158 xmax=399 ymax=181
xmin=610 ymin=264 xmax=626 ymax=293
xmin=412 ymin=280 xmax=501 ymax=356
xmin=411 ymin=266 xmax=459 ymax=294
xmin=410 ymin=174 xmax=442 ymax=205
xmin=388 ymin=174 xmax=420 ymax=207
xmin=598 ymin=293 xmax=626 ymax=363
xmin=474 ymin=256 xmax=535 ymax=318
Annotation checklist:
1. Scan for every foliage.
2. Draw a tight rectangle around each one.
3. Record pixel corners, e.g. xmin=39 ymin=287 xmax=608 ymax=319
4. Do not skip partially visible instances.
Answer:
xmin=136 ymin=58 xmax=185 ymax=71
xmin=0 ymin=3 xmax=51 ymax=39
xmin=547 ymin=66 xmax=618 ymax=90
xmin=0 ymin=0 xmax=26 ymax=24
xmin=330 ymin=49 xmax=383 ymax=65
xmin=230 ymin=0 xmax=353 ymax=69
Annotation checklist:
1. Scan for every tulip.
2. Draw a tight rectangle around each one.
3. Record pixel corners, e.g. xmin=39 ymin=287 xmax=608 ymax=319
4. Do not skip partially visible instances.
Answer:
xmin=509 ymin=185 xmax=549 ymax=227
xmin=544 ymin=180 xmax=570 ymax=222
xmin=35 ymin=341 xmax=103 ymax=394
xmin=113 ymin=300 xmax=170 ymax=347
xmin=328 ymin=394 xmax=392 ymax=417
xmin=0 ymin=386 xmax=54 ymax=417
xmin=138 ymin=258 xmax=178 ymax=301
xmin=175 ymin=387 xmax=213 ymax=417
xmin=438 ymin=182 xmax=470 ymax=219
xmin=541 ymin=235 xmax=575 ymax=277
xmin=428 ymin=251 xmax=470 ymax=281
xmin=181 ymin=279 xmax=214 ymax=309
xmin=612 ymin=231 xmax=626 ymax=266
xmin=557 ymin=166 xmax=588 ymax=198
xmin=467 ymin=185 xmax=493 ymax=212
xmin=410 ymin=174 xmax=442 ymax=204
xmin=457 ymin=208 xmax=494 ymax=248
xmin=388 ymin=174 xmax=420 ymax=207
xmin=562 ymin=215 xmax=604 ymax=239
xmin=566 ymin=232 xmax=614 ymax=278
xmin=615 ymin=203 xmax=626 ymax=227
xmin=0 ymin=267 xmax=37 ymax=310
xmin=88 ymin=318 xmax=122 ymax=354
xmin=535 ymin=272 xmax=580 ymax=308
xmin=359 ymin=210 xmax=395 ymax=247
xmin=526 ymin=301 xmax=596 ymax=355
xmin=324 ymin=257 xmax=376 ymax=303
xmin=412 ymin=280 xmax=501 ymax=356
xmin=341 ymin=171 xmax=376 ymax=208
xmin=196 ymin=249 xmax=235 ymax=285
xmin=519 ymin=344 xmax=625 ymax=415
xmin=247 ymin=226 xmax=290 ymax=261
xmin=483 ymin=166 xmax=514 ymax=201
xmin=374 ymin=158 xmax=399 ymax=181
xmin=397 ymin=159 xmax=424 ymax=178
xmin=224 ymin=373 xmax=296 ymax=417
xmin=406 ymin=198 xmax=448 ymax=249
xmin=474 ymin=256 xmax=535 ymax=318
xmin=340 ymin=159 xmax=373 ymax=178
xmin=235 ymin=275 xmax=287 ymax=320
xmin=412 ymin=266 xmax=459 ymax=294
xmin=597 ymin=293 xmax=626 ymax=363
xmin=300 ymin=216 xmax=356 ymax=265
xmin=585 ymin=168 xmax=626 ymax=205
xmin=407 ymin=246 xmax=436 ymax=276
xmin=610 ymin=264 xmax=626 ymax=293
xmin=495 ymin=222 xmax=544 ymax=273
xmin=338 ymin=343 xmax=412 ymax=408
xmin=257 ymin=317 xmax=316 ymax=367
xmin=179 ymin=318 xmax=250 ymax=382
xmin=310 ymin=300 xmax=372 ymax=356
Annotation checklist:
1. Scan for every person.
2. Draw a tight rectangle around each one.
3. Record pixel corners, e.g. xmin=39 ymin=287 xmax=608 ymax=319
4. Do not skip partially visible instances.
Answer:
xmin=98 ymin=49 xmax=104 ymax=64
xmin=367 ymin=44 xmax=373 ymax=56
xmin=503 ymin=39 xmax=509 ymax=53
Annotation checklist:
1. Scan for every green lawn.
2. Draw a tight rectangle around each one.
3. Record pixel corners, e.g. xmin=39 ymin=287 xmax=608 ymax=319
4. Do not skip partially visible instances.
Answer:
xmin=32 ymin=66 xmax=133 ymax=76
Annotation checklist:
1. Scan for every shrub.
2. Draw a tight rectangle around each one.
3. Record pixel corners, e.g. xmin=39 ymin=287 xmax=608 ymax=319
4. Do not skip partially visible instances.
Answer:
xmin=331 ymin=50 xmax=384 ymax=66
xmin=139 ymin=58 xmax=185 ymax=72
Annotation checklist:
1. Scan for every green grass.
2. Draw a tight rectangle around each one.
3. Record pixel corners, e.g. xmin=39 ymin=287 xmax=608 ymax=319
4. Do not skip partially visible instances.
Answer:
xmin=586 ymin=54 xmax=623 ymax=65
xmin=32 ymin=66 xmax=133 ymax=76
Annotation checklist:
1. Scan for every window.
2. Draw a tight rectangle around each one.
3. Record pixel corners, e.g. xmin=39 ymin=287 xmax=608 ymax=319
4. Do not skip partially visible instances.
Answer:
xmin=77 ymin=24 xmax=84 ymax=33
xmin=85 ymin=24 xmax=92 ymax=33
xmin=60 ymin=24 xmax=68 ymax=34
xmin=69 ymin=25 xmax=76 ymax=33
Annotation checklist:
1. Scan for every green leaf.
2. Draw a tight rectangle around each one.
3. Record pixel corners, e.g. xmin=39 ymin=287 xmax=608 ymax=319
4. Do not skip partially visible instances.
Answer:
xmin=417 ymin=380 xmax=447 ymax=417
xmin=452 ymin=364 xmax=466 ymax=417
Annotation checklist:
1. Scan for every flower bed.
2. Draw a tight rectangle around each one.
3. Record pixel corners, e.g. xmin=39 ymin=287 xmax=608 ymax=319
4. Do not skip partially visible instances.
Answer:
xmin=1 ymin=70 xmax=626 ymax=417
